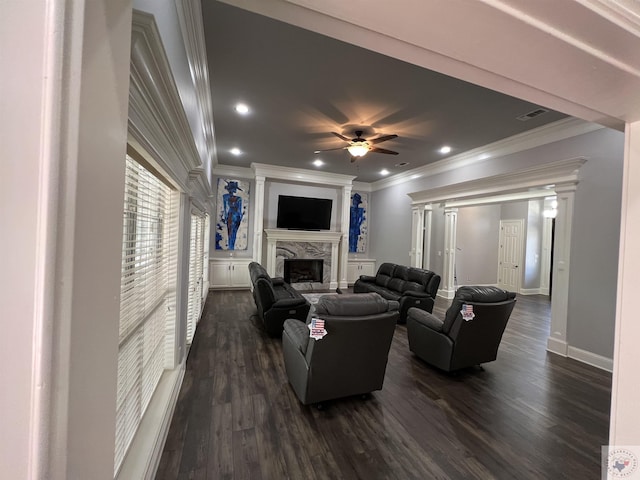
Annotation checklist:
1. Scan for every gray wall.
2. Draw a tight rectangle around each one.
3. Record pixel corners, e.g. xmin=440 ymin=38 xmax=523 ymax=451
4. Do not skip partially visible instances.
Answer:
xmin=567 ymin=129 xmax=624 ymax=357
xmin=368 ymin=183 xmax=413 ymax=266
xmin=456 ymin=205 xmax=500 ymax=285
xmin=369 ymin=127 xmax=624 ymax=359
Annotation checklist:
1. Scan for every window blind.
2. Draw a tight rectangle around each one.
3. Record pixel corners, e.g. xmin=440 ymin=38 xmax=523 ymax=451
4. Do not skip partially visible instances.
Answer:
xmin=114 ymin=156 xmax=175 ymax=474
xmin=186 ymin=213 xmax=206 ymax=345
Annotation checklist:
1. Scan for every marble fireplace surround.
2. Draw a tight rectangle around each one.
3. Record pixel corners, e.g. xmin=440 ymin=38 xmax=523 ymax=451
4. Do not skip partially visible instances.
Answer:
xmin=264 ymin=229 xmax=343 ymax=290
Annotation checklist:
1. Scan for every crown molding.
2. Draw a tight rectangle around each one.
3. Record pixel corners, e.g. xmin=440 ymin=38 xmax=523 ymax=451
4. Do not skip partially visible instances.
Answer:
xmin=129 ymin=10 xmax=211 ymax=201
xmin=188 ymin=167 xmax=213 ymax=212
xmin=251 ymin=162 xmax=356 ymax=187
xmin=370 ymin=117 xmax=602 ymax=192
xmin=408 ymin=157 xmax=586 ymax=206
xmin=175 ymin=0 xmax=218 ymax=167
xmin=211 ymin=164 xmax=254 ymax=180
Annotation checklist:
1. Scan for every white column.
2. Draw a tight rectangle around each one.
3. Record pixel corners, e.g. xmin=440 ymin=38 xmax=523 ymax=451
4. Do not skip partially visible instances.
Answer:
xmin=410 ymin=205 xmax=425 ymax=267
xmin=339 ymin=185 xmax=352 ymax=289
xmin=610 ymin=120 xmax=640 ymax=445
xmin=252 ymin=175 xmax=265 ymax=264
xmin=442 ymin=207 xmax=458 ymax=299
xmin=546 ymin=185 xmax=576 ymax=356
xmin=423 ymin=206 xmax=433 ymax=270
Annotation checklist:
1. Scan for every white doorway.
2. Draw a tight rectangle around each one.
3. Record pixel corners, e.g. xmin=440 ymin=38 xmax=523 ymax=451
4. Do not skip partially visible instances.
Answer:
xmin=498 ymin=219 xmax=524 ymax=293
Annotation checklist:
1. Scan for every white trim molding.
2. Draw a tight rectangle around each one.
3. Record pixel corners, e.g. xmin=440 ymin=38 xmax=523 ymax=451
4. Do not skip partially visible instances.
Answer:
xmin=251 ymin=162 xmax=356 ymax=187
xmin=175 ymin=0 xmax=217 ymax=168
xmin=116 ymin=364 xmax=186 ymax=480
xmin=129 ymin=10 xmax=208 ymax=197
xmin=520 ymin=288 xmax=543 ymax=295
xmin=372 ymin=118 xmax=600 ymax=191
xmin=408 ymin=157 xmax=586 ymax=206
xmin=567 ymin=346 xmax=614 ymax=372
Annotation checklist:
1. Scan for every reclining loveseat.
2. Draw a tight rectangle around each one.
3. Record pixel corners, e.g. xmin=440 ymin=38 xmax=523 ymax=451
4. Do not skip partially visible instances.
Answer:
xmin=248 ymin=262 xmax=310 ymax=337
xmin=353 ymin=262 xmax=441 ymax=323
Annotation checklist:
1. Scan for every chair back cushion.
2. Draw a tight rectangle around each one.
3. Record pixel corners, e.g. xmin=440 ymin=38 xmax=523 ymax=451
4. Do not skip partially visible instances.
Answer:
xmin=315 ymin=292 xmax=398 ymax=316
xmin=442 ymin=286 xmax=516 ymax=334
xmin=375 ymin=263 xmax=396 ymax=288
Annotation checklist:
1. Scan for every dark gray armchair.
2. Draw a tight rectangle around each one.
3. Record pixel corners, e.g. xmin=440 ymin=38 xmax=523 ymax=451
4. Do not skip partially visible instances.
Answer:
xmin=407 ymin=286 xmax=516 ymax=372
xmin=282 ymin=293 xmax=399 ymax=406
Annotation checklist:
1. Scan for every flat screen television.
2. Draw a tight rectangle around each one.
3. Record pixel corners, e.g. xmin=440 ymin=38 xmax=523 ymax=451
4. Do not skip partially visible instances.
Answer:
xmin=276 ymin=195 xmax=332 ymax=230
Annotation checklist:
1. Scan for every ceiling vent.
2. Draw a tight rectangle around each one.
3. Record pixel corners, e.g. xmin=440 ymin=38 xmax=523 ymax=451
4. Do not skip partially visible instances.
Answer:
xmin=516 ymin=108 xmax=549 ymax=121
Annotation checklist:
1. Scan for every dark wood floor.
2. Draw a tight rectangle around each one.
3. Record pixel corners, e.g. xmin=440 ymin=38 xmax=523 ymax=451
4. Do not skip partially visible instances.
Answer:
xmin=156 ymin=290 xmax=611 ymax=479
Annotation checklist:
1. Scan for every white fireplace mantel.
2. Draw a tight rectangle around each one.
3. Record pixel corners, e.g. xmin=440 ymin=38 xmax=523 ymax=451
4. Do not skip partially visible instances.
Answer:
xmin=264 ymin=229 xmax=344 ymax=289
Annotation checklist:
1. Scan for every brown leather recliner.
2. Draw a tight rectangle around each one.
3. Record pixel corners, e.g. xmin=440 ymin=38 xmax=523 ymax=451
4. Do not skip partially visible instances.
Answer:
xmin=282 ymin=293 xmax=399 ymax=406
xmin=407 ymin=286 xmax=516 ymax=372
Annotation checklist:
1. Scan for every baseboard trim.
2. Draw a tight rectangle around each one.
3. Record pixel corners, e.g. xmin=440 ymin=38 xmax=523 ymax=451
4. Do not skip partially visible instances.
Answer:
xmin=567 ymin=346 xmax=613 ymax=372
xmin=520 ymin=288 xmax=543 ymax=295
xmin=546 ymin=336 xmax=568 ymax=356
xmin=116 ymin=361 xmax=186 ymax=480
xmin=437 ymin=288 xmax=455 ymax=299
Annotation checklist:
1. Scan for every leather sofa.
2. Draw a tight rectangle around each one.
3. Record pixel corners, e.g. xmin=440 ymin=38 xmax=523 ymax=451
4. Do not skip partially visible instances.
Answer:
xmin=353 ymin=262 xmax=441 ymax=324
xmin=248 ymin=262 xmax=311 ymax=337
xmin=407 ymin=286 xmax=516 ymax=372
xmin=282 ymin=293 xmax=399 ymax=406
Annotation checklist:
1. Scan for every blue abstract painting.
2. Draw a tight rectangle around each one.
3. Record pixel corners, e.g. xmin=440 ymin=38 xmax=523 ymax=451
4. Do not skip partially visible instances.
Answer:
xmin=215 ymin=178 xmax=250 ymax=250
xmin=349 ymin=192 xmax=368 ymax=253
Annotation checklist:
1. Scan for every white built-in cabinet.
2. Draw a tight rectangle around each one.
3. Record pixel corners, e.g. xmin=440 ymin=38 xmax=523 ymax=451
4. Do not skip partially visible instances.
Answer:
xmin=209 ymin=258 xmax=252 ymax=289
xmin=347 ymin=259 xmax=376 ymax=285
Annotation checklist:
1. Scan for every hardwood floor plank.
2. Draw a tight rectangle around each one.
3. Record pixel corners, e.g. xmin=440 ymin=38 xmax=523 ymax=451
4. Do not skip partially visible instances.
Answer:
xmin=157 ymin=291 xmax=611 ymax=480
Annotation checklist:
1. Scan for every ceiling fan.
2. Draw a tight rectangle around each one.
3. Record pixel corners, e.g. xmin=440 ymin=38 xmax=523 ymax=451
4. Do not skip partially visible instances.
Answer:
xmin=316 ymin=130 xmax=399 ymax=162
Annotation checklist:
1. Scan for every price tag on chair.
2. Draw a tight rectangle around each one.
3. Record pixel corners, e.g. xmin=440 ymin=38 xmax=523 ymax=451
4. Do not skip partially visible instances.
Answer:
xmin=461 ymin=304 xmax=475 ymax=321
xmin=309 ymin=317 xmax=327 ymax=340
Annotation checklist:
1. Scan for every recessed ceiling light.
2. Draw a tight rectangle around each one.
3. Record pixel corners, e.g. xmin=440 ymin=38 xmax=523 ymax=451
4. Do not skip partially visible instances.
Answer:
xmin=439 ymin=145 xmax=452 ymax=154
xmin=235 ymin=103 xmax=250 ymax=115
xmin=380 ymin=169 xmax=390 ymax=176
xmin=314 ymin=150 xmax=321 ymax=154
xmin=313 ymin=159 xmax=324 ymax=167
xmin=230 ymin=147 xmax=242 ymax=156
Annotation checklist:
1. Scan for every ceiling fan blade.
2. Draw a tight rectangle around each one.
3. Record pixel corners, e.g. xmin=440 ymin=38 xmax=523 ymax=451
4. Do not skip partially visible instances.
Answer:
xmin=370 ymin=147 xmax=399 ymax=155
xmin=315 ymin=146 xmax=347 ymax=152
xmin=331 ymin=132 xmax=351 ymax=141
xmin=370 ymin=134 xmax=398 ymax=145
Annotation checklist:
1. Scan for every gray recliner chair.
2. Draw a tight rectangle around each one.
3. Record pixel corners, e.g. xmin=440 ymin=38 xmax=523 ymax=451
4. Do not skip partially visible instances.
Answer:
xmin=407 ymin=286 xmax=516 ymax=372
xmin=282 ymin=293 xmax=399 ymax=406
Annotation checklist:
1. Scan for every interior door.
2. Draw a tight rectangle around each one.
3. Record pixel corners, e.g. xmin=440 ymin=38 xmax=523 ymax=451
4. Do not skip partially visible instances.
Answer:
xmin=498 ymin=219 xmax=524 ymax=293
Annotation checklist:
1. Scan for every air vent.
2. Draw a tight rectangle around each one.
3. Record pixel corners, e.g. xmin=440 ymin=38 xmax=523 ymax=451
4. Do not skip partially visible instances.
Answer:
xmin=516 ymin=108 xmax=549 ymax=121
xmin=395 ymin=162 xmax=409 ymax=167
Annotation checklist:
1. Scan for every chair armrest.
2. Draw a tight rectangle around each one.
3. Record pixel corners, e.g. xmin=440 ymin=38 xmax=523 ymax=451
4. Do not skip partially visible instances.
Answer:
xmin=271 ymin=277 xmax=285 ymax=286
xmin=407 ymin=308 xmax=444 ymax=332
xmin=273 ymin=297 xmax=309 ymax=309
xmin=358 ymin=275 xmax=376 ymax=283
xmin=283 ymin=319 xmax=310 ymax=354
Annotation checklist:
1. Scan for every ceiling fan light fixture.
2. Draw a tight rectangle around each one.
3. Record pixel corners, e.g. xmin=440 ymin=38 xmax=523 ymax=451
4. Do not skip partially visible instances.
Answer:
xmin=347 ymin=142 xmax=369 ymax=157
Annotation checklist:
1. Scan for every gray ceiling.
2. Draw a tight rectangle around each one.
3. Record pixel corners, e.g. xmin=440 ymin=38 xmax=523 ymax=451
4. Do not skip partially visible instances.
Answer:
xmin=202 ymin=1 xmax=568 ymax=183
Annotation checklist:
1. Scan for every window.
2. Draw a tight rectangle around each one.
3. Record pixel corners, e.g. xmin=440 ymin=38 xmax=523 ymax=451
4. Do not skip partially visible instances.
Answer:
xmin=114 ymin=155 xmax=178 ymax=474
xmin=186 ymin=212 xmax=207 ymax=345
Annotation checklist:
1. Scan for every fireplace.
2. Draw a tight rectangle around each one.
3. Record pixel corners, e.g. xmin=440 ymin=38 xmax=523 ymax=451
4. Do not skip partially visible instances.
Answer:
xmin=284 ymin=259 xmax=324 ymax=284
